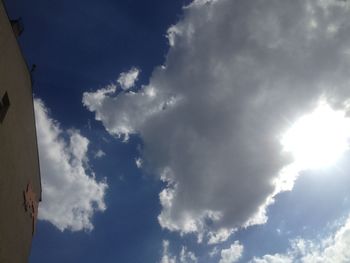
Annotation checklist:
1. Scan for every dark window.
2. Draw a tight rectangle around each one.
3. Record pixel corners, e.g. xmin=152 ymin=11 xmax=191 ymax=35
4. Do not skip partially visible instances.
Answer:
xmin=0 ymin=92 xmax=10 ymax=123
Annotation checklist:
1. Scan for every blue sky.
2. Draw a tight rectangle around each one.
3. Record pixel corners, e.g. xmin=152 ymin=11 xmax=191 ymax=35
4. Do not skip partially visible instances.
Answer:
xmin=5 ymin=0 xmax=187 ymax=261
xmin=5 ymin=0 xmax=350 ymax=262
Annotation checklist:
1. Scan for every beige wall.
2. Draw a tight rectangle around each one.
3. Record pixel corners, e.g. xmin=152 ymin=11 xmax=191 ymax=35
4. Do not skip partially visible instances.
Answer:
xmin=0 ymin=1 xmax=41 ymax=262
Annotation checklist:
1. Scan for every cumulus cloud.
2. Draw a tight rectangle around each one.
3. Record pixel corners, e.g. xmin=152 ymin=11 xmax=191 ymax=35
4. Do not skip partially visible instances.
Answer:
xmin=83 ymin=0 xmax=350 ymax=241
xmin=219 ymin=241 xmax=244 ymax=263
xmin=34 ymin=98 xmax=107 ymax=231
xmin=250 ymin=215 xmax=350 ymax=263
xmin=117 ymin=67 xmax=140 ymax=90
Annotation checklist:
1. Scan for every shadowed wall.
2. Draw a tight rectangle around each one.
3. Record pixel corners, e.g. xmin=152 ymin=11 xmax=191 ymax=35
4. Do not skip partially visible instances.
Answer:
xmin=0 ymin=1 xmax=41 ymax=262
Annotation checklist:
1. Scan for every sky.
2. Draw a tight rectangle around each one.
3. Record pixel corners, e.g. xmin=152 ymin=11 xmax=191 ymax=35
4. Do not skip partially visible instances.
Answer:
xmin=4 ymin=0 xmax=350 ymax=262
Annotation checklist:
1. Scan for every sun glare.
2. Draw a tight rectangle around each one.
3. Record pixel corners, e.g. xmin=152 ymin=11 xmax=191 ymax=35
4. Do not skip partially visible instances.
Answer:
xmin=281 ymin=102 xmax=350 ymax=170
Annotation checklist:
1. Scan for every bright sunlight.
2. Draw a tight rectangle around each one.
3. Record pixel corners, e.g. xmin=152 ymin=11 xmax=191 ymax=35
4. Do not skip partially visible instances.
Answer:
xmin=281 ymin=102 xmax=350 ymax=170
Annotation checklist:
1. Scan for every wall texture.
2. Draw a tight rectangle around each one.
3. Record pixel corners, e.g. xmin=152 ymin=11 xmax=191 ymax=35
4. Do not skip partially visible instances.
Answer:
xmin=0 ymin=1 xmax=41 ymax=262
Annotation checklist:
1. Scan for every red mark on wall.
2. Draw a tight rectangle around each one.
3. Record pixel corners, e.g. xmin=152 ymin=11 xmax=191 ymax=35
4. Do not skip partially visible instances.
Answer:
xmin=23 ymin=182 xmax=38 ymax=235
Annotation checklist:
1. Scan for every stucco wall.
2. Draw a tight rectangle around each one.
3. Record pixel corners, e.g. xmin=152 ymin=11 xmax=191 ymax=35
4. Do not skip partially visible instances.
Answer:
xmin=0 ymin=1 xmax=41 ymax=262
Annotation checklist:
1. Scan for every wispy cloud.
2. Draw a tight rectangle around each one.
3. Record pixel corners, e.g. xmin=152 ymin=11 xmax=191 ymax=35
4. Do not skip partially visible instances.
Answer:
xmin=250 ymin=215 xmax=350 ymax=263
xmin=94 ymin=149 xmax=106 ymax=159
xmin=160 ymin=240 xmax=198 ymax=263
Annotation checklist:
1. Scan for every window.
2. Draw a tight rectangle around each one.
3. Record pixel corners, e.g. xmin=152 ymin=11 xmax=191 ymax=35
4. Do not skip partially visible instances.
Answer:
xmin=0 ymin=92 xmax=10 ymax=123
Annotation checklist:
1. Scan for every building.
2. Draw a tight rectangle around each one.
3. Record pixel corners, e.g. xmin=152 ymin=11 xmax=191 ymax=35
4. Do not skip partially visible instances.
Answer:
xmin=0 ymin=1 xmax=42 ymax=262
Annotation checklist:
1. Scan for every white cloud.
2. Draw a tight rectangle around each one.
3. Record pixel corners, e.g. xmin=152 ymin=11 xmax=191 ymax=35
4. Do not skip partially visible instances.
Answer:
xmin=219 ymin=241 xmax=244 ymax=263
xmin=117 ymin=67 xmax=140 ymax=90
xmin=250 ymin=215 xmax=350 ymax=263
xmin=208 ymin=228 xmax=235 ymax=245
xmin=179 ymin=246 xmax=198 ymax=263
xmin=83 ymin=0 xmax=350 ymax=241
xmin=160 ymin=240 xmax=197 ymax=263
xmin=94 ymin=149 xmax=106 ymax=159
xmin=34 ymin=98 xmax=107 ymax=231
xmin=166 ymin=26 xmax=179 ymax=47
xmin=185 ymin=0 xmax=218 ymax=8
xmin=135 ymin=157 xmax=143 ymax=168
xmin=250 ymin=254 xmax=292 ymax=263
xmin=83 ymin=85 xmax=161 ymax=141
xmin=160 ymin=240 xmax=177 ymax=263
xmin=209 ymin=246 xmax=220 ymax=258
